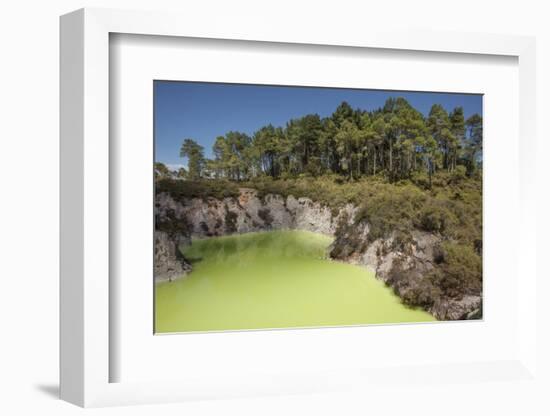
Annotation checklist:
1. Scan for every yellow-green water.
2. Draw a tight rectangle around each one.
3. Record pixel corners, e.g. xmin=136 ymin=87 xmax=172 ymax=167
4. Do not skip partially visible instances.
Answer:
xmin=155 ymin=230 xmax=435 ymax=333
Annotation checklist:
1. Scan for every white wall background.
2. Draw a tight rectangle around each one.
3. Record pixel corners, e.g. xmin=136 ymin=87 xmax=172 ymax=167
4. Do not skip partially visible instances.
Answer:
xmin=0 ymin=0 xmax=548 ymax=415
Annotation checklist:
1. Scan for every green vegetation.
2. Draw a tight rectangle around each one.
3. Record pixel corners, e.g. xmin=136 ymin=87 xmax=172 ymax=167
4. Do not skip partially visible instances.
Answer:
xmin=157 ymin=168 xmax=481 ymax=260
xmin=180 ymin=138 xmax=205 ymax=180
xmin=157 ymin=97 xmax=482 ymax=184
xmin=154 ymin=162 xmax=172 ymax=179
xmin=156 ymin=177 xmax=239 ymax=200
xmin=429 ymin=242 xmax=482 ymax=298
xmin=356 ymin=174 xmax=481 ymax=245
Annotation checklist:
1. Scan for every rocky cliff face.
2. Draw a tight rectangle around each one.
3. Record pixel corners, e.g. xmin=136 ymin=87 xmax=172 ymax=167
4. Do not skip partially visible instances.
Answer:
xmin=155 ymin=187 xmax=356 ymax=238
xmin=329 ymin=222 xmax=482 ymax=320
xmin=155 ymin=187 xmax=481 ymax=320
xmin=154 ymin=231 xmax=192 ymax=282
xmin=154 ymin=188 xmax=353 ymax=283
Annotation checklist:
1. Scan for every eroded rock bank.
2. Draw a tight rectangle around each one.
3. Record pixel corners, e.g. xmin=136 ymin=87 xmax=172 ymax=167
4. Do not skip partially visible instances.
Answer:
xmin=329 ymin=220 xmax=482 ymax=320
xmin=155 ymin=187 xmax=482 ymax=320
xmin=154 ymin=231 xmax=192 ymax=282
xmin=154 ymin=187 xmax=353 ymax=282
xmin=156 ymin=187 xmax=356 ymax=238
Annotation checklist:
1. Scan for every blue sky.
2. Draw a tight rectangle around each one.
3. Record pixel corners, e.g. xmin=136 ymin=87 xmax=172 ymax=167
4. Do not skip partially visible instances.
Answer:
xmin=154 ymin=81 xmax=482 ymax=170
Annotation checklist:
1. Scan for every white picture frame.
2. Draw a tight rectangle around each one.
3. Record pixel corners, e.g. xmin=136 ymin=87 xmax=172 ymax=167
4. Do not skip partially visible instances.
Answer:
xmin=60 ymin=7 xmax=538 ymax=407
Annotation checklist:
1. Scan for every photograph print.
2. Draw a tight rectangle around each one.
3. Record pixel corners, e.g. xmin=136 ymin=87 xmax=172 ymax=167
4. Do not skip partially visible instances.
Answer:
xmin=154 ymin=81 xmax=483 ymax=333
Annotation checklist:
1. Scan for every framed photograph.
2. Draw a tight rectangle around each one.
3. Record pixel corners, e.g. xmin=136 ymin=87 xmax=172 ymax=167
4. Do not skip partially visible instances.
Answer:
xmin=60 ymin=8 xmax=538 ymax=407
xmin=153 ymin=80 xmax=483 ymax=334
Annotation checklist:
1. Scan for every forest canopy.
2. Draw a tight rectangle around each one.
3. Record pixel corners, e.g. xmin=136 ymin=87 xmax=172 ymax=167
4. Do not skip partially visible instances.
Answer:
xmin=156 ymin=97 xmax=483 ymax=187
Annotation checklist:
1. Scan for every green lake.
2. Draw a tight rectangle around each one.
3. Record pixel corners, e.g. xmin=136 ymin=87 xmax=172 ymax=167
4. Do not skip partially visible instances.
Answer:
xmin=155 ymin=230 xmax=435 ymax=333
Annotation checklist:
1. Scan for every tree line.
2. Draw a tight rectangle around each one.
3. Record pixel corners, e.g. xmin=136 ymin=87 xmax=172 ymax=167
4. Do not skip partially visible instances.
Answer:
xmin=172 ymin=97 xmax=482 ymax=186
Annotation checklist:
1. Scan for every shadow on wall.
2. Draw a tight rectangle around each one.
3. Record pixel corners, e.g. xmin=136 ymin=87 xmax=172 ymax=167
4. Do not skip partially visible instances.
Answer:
xmin=34 ymin=384 xmax=59 ymax=399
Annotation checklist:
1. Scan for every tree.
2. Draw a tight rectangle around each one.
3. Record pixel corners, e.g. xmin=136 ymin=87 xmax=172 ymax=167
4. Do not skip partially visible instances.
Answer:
xmin=252 ymin=124 xmax=282 ymax=177
xmin=424 ymin=135 xmax=439 ymax=188
xmin=319 ymin=118 xmax=339 ymax=173
xmin=210 ymin=132 xmax=252 ymax=180
xmin=212 ymin=136 xmax=230 ymax=178
xmin=180 ymin=138 xmax=205 ymax=179
xmin=366 ymin=116 xmax=385 ymax=176
xmin=378 ymin=97 xmax=427 ymax=180
xmin=154 ymin=162 xmax=172 ymax=179
xmin=203 ymin=159 xmax=218 ymax=179
xmin=332 ymin=101 xmax=354 ymax=128
xmin=225 ymin=131 xmax=252 ymax=181
xmin=167 ymin=100 xmax=482 ymax=184
xmin=334 ymin=120 xmax=364 ymax=180
xmin=286 ymin=114 xmax=323 ymax=175
xmin=176 ymin=167 xmax=187 ymax=179
xmin=449 ymin=107 xmax=466 ymax=171
xmin=427 ymin=104 xmax=452 ymax=171
xmin=465 ymin=114 xmax=483 ymax=176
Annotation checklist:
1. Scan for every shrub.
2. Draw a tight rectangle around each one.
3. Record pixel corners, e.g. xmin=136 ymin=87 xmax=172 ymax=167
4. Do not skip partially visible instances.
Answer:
xmin=410 ymin=171 xmax=431 ymax=190
xmin=449 ymin=165 xmax=467 ymax=185
xmin=354 ymin=184 xmax=426 ymax=241
xmin=401 ymin=281 xmax=441 ymax=308
xmin=156 ymin=178 xmax=240 ymax=201
xmin=430 ymin=242 xmax=482 ymax=298
xmin=417 ymin=202 xmax=456 ymax=233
